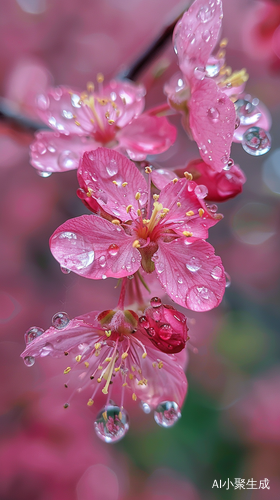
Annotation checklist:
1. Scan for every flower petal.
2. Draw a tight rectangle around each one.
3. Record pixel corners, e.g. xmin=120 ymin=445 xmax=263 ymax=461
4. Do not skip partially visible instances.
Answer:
xmin=173 ymin=0 xmax=223 ymax=83
xmin=117 ymin=114 xmax=177 ymax=161
xmin=77 ymin=148 xmax=148 ymax=220
xmin=154 ymin=238 xmax=225 ymax=311
xmin=128 ymin=332 xmax=187 ymax=409
xmin=50 ymin=215 xmax=141 ymax=279
xmin=104 ymin=79 xmax=146 ymax=128
xmin=189 ymin=78 xmax=236 ymax=172
xmin=36 ymin=86 xmax=93 ymax=135
xmin=30 ymin=131 xmax=97 ymax=172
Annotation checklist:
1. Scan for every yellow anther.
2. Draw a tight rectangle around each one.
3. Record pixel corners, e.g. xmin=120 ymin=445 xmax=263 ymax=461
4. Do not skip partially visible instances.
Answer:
xmin=122 ymin=382 xmax=128 ymax=387
xmin=137 ymin=209 xmax=141 ymax=216
xmin=97 ymin=73 xmax=104 ymax=83
xmin=95 ymin=351 xmax=100 ymax=357
xmin=105 ymin=330 xmax=111 ymax=337
xmin=75 ymin=355 xmax=82 ymax=362
xmin=97 ymin=98 xmax=108 ymax=105
xmin=143 ymin=378 xmax=148 ymax=385
xmin=183 ymin=231 xmax=193 ymax=237
xmin=142 ymin=218 xmax=150 ymax=224
xmin=90 ymin=118 xmax=95 ymax=124
xmin=87 ymin=81 xmax=95 ymax=92
xmin=122 ymin=352 xmax=128 ymax=360
xmin=132 ymin=393 xmax=137 ymax=401
xmin=129 ymin=373 xmax=134 ymax=380
xmin=199 ymin=208 xmax=204 ymax=217
xmin=220 ymin=38 xmax=228 ymax=48
xmin=86 ymin=188 xmax=93 ymax=197
xmin=132 ymin=240 xmax=140 ymax=248
xmin=122 ymin=182 xmax=128 ymax=187
xmin=111 ymin=102 xmax=117 ymax=109
xmin=135 ymin=192 xmax=141 ymax=200
xmin=131 ymin=366 xmax=135 ymax=372
xmin=118 ymin=411 xmax=122 ymax=419
xmin=158 ymin=361 xmax=163 ymax=369
xmin=184 ymin=171 xmax=193 ymax=180
xmin=87 ymin=398 xmax=94 ymax=406
xmin=64 ymin=367 xmax=71 ymax=374
xmin=177 ymin=202 xmax=181 ymax=207
xmin=105 ymin=111 xmax=110 ymax=118
xmin=84 ymin=362 xmax=89 ymax=368
xmin=108 ymin=119 xmax=115 ymax=125
xmin=138 ymin=380 xmax=144 ymax=385
xmin=98 ymin=365 xmax=103 ymax=370
xmin=186 ymin=210 xmax=194 ymax=216
xmin=115 ymin=367 xmax=120 ymax=372
xmin=97 ymin=377 xmax=102 ymax=383
xmin=145 ymin=166 xmax=152 ymax=174
xmin=74 ymin=120 xmax=81 ymax=126
xmin=125 ymin=205 xmax=132 ymax=214
xmin=172 ymin=178 xmax=178 ymax=184
xmin=112 ymin=219 xmax=120 ymax=225
xmin=153 ymin=194 xmax=160 ymax=201
xmin=102 ymin=410 xmax=107 ymax=421
xmin=112 ymin=180 xmax=118 ymax=185
xmin=162 ymin=208 xmax=169 ymax=214
xmin=138 ymin=369 xmax=142 ymax=375
xmin=95 ymin=343 xmax=101 ymax=350
xmin=152 ymin=362 xmax=157 ymax=368
xmin=142 ymin=352 xmax=147 ymax=359
xmin=105 ymin=357 xmax=112 ymax=362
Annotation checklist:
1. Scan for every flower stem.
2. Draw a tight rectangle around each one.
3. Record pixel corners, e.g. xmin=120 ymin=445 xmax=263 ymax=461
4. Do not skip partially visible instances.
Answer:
xmin=117 ymin=278 xmax=127 ymax=310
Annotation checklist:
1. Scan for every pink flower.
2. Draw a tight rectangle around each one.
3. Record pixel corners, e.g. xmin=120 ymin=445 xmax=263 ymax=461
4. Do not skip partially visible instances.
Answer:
xmin=30 ymin=78 xmax=176 ymax=173
xmin=176 ymin=159 xmax=246 ymax=202
xmin=50 ymin=148 xmax=226 ymax=312
xmin=21 ymin=307 xmax=188 ymax=442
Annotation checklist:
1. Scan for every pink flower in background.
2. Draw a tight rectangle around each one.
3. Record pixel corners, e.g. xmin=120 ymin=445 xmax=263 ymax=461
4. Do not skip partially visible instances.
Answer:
xmin=21 ymin=306 xmax=188 ymax=441
xmin=30 ymin=78 xmax=176 ymax=173
xmin=50 ymin=148 xmax=226 ymax=312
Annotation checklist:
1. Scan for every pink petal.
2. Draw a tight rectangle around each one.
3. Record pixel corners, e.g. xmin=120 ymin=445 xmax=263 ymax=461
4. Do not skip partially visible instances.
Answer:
xmin=189 ymin=78 xmax=236 ymax=172
xmin=21 ymin=313 xmax=100 ymax=359
xmin=30 ymin=131 xmax=97 ymax=172
xmin=173 ymin=0 xmax=223 ymax=83
xmin=104 ymin=79 xmax=146 ymax=128
xmin=158 ymin=178 xmax=222 ymax=239
xmin=50 ymin=215 xmax=141 ymax=279
xmin=77 ymin=148 xmax=148 ymax=220
xmin=154 ymin=238 xmax=225 ymax=311
xmin=36 ymin=86 xmax=93 ymax=135
xmin=151 ymin=168 xmax=176 ymax=190
xmin=128 ymin=332 xmax=188 ymax=409
xmin=117 ymin=114 xmax=177 ymax=161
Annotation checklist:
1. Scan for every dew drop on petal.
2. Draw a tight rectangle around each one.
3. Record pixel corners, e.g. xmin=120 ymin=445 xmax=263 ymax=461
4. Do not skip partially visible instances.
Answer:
xmin=207 ymin=107 xmax=220 ymax=122
xmin=154 ymin=401 xmax=181 ymax=428
xmin=225 ymin=272 xmax=231 ymax=288
xmin=99 ymin=255 xmax=106 ymax=267
xmin=94 ymin=405 xmax=129 ymax=443
xmin=102 ymin=275 xmax=107 ymax=280
xmin=140 ymin=402 xmax=151 ymax=414
xmin=37 ymin=94 xmax=49 ymax=110
xmin=194 ymin=67 xmax=205 ymax=80
xmin=159 ymin=324 xmax=172 ymax=341
xmin=194 ymin=184 xmax=208 ymax=199
xmin=242 ymin=127 xmax=271 ymax=156
xmin=148 ymin=327 xmax=156 ymax=337
xmin=40 ymin=342 xmax=54 ymax=356
xmin=197 ymin=6 xmax=215 ymax=23
xmin=62 ymin=110 xmax=74 ymax=120
xmin=108 ymin=244 xmax=119 ymax=257
xmin=60 ymin=265 xmax=71 ymax=274
xmin=186 ymin=257 xmax=202 ymax=272
xmin=58 ymin=150 xmax=79 ymax=170
xmin=105 ymin=159 xmax=118 ymax=177
xmin=186 ymin=285 xmax=218 ymax=311
xmin=211 ymin=265 xmax=223 ymax=280
xmin=139 ymin=316 xmax=149 ymax=329
xmin=52 ymin=312 xmax=70 ymax=330
xmin=38 ymin=171 xmax=52 ymax=178
xmin=202 ymin=29 xmax=211 ymax=43
xmin=24 ymin=356 xmax=35 ymax=367
xmin=71 ymin=94 xmax=81 ymax=108
xmin=156 ymin=262 xmax=164 ymax=274
xmin=150 ymin=297 xmax=162 ymax=308
xmin=24 ymin=326 xmax=44 ymax=345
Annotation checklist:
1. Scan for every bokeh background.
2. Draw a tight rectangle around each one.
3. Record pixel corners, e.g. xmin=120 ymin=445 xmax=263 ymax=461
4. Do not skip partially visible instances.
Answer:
xmin=1 ymin=0 xmax=280 ymax=498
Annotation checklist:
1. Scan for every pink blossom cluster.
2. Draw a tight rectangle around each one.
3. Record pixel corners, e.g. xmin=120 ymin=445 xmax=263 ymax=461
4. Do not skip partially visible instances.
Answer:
xmin=21 ymin=0 xmax=272 ymax=443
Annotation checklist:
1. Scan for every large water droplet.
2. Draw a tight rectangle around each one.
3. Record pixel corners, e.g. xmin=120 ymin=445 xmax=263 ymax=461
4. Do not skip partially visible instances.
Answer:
xmin=38 ymin=171 xmax=52 ymax=178
xmin=159 ymin=324 xmax=172 ymax=341
xmin=207 ymin=107 xmax=220 ymax=122
xmin=60 ymin=265 xmax=71 ymax=274
xmin=40 ymin=343 xmax=53 ymax=356
xmin=150 ymin=297 xmax=162 ymax=308
xmin=186 ymin=257 xmax=201 ymax=273
xmin=235 ymin=98 xmax=261 ymax=126
xmin=211 ymin=265 xmax=223 ymax=280
xmin=154 ymin=401 xmax=181 ymax=428
xmin=108 ymin=244 xmax=119 ymax=257
xmin=94 ymin=405 xmax=129 ymax=443
xmin=140 ymin=402 xmax=151 ymax=414
xmin=197 ymin=5 xmax=215 ymax=23
xmin=194 ymin=67 xmax=205 ymax=80
xmin=106 ymin=159 xmax=118 ymax=177
xmin=62 ymin=110 xmax=74 ymax=120
xmin=52 ymin=312 xmax=70 ymax=330
xmin=242 ymin=127 xmax=271 ymax=156
xmin=99 ymin=255 xmax=106 ymax=267
xmin=194 ymin=184 xmax=208 ymax=199
xmin=58 ymin=151 xmax=79 ymax=170
xmin=24 ymin=356 xmax=35 ymax=367
xmin=186 ymin=285 xmax=218 ymax=311
xmin=71 ymin=94 xmax=81 ymax=108
xmin=24 ymin=326 xmax=44 ymax=345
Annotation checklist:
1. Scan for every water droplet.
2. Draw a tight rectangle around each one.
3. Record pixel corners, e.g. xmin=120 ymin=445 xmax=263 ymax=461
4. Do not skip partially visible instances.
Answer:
xmin=140 ymin=402 xmax=151 ymax=414
xmin=139 ymin=316 xmax=149 ymax=329
xmin=154 ymin=401 xmax=181 ymax=428
xmin=62 ymin=110 xmax=74 ymax=120
xmin=58 ymin=150 xmax=79 ymax=170
xmin=107 ymin=244 xmax=119 ymax=257
xmin=159 ymin=324 xmax=172 ymax=340
xmin=71 ymin=94 xmax=81 ymax=108
xmin=194 ymin=67 xmax=205 ymax=80
xmin=235 ymin=98 xmax=261 ymax=126
xmin=186 ymin=285 xmax=218 ymax=311
xmin=207 ymin=107 xmax=220 ymax=122
xmin=197 ymin=5 xmax=215 ymax=23
xmin=24 ymin=356 xmax=35 ymax=367
xmin=106 ymin=159 xmax=118 ymax=177
xmin=235 ymin=116 xmax=240 ymax=129
xmin=194 ymin=184 xmax=208 ymax=199
xmin=206 ymin=203 xmax=218 ymax=214
xmin=52 ymin=312 xmax=70 ymax=330
xmin=37 ymin=94 xmax=49 ymax=110
xmin=188 ymin=32 xmax=196 ymax=44
xmin=60 ymin=266 xmax=71 ymax=274
xmin=186 ymin=257 xmax=201 ymax=272
xmin=36 ymin=142 xmax=47 ymax=155
xmin=202 ymin=29 xmax=211 ymax=43
xmin=102 ymin=275 xmax=107 ymax=280
xmin=38 ymin=171 xmax=52 ymax=178
xmin=156 ymin=262 xmax=164 ymax=274
xmin=150 ymin=297 xmax=162 ymax=308
xmin=94 ymin=405 xmax=129 ymax=443
xmin=221 ymin=155 xmax=229 ymax=165
xmin=148 ymin=327 xmax=156 ymax=337
xmin=242 ymin=127 xmax=271 ymax=156
xmin=177 ymin=277 xmax=183 ymax=284
xmin=40 ymin=342 xmax=53 ymax=356
xmin=225 ymin=272 xmax=231 ymax=288
xmin=24 ymin=326 xmax=44 ymax=345
xmin=211 ymin=265 xmax=223 ymax=280
xmin=223 ymin=158 xmax=234 ymax=171
xmin=99 ymin=255 xmax=106 ymax=267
